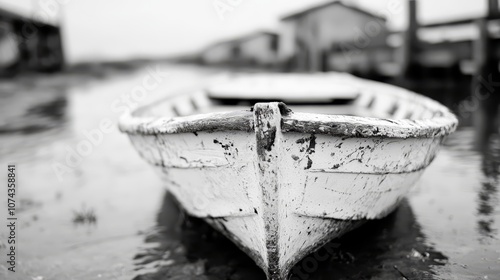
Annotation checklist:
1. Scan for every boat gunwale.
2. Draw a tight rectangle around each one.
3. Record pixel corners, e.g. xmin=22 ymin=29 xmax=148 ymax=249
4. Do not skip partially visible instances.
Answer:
xmin=118 ymin=74 xmax=458 ymax=139
xmin=118 ymin=108 xmax=458 ymax=139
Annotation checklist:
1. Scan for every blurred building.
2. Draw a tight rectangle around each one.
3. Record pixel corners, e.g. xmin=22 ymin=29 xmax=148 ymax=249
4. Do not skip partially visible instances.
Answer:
xmin=0 ymin=21 xmax=17 ymax=68
xmin=416 ymin=19 xmax=500 ymax=75
xmin=0 ymin=7 xmax=64 ymax=76
xmin=238 ymin=31 xmax=279 ymax=68
xmin=201 ymin=40 xmax=235 ymax=66
xmin=198 ymin=0 xmax=500 ymax=92
xmin=201 ymin=31 xmax=278 ymax=68
xmin=279 ymin=1 xmax=390 ymax=73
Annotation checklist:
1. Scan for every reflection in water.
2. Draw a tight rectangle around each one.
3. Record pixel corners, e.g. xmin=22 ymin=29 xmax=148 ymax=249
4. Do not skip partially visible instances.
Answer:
xmin=291 ymin=200 xmax=447 ymax=280
xmin=477 ymin=135 xmax=500 ymax=240
xmin=27 ymin=95 xmax=67 ymax=121
xmin=72 ymin=206 xmax=98 ymax=226
xmin=133 ymin=193 xmax=447 ymax=280
xmin=0 ymin=91 xmax=68 ymax=134
xmin=0 ymin=90 xmax=69 ymax=161
xmin=133 ymin=191 xmax=265 ymax=280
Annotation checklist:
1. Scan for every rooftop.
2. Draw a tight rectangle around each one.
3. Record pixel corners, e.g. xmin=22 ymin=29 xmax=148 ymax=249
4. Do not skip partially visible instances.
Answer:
xmin=0 ymin=6 xmax=58 ymax=27
xmin=281 ymin=0 xmax=386 ymax=21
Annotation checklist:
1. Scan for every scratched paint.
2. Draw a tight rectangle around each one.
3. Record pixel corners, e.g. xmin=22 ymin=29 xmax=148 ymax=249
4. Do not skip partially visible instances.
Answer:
xmin=3 ymin=65 xmax=499 ymax=280
xmin=121 ymin=73 xmax=458 ymax=280
xmin=119 ymin=74 xmax=457 ymax=139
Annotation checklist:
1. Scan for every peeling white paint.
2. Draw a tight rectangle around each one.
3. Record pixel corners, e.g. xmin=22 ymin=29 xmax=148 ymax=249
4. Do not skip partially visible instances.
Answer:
xmin=119 ymin=73 xmax=458 ymax=280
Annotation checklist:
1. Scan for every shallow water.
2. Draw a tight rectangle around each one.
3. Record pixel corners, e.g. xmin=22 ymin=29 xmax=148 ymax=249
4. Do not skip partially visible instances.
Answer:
xmin=0 ymin=64 xmax=498 ymax=280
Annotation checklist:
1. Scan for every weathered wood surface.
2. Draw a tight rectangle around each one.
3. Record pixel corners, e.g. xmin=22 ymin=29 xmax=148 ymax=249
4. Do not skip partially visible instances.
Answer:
xmin=254 ymin=103 xmax=282 ymax=279
xmin=119 ymin=73 xmax=457 ymax=138
xmin=119 ymin=73 xmax=458 ymax=280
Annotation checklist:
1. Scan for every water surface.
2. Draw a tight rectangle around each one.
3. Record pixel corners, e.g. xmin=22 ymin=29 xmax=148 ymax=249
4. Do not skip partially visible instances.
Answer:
xmin=0 ymin=64 xmax=498 ymax=280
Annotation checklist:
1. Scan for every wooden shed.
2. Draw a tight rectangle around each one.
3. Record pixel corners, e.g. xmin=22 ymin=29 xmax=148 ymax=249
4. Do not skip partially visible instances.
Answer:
xmin=0 ymin=7 xmax=64 ymax=76
xmin=279 ymin=1 xmax=390 ymax=72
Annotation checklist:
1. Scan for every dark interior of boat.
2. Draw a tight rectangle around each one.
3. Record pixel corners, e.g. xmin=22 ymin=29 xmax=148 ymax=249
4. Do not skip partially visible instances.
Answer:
xmin=132 ymin=74 xmax=448 ymax=123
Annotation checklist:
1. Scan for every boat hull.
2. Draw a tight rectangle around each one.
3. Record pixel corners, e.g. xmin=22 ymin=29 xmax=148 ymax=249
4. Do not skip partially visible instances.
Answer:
xmin=125 ymin=102 xmax=445 ymax=279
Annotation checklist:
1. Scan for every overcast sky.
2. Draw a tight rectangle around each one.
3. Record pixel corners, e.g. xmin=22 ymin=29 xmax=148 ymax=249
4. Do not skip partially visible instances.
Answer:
xmin=0 ymin=0 xmax=487 ymax=64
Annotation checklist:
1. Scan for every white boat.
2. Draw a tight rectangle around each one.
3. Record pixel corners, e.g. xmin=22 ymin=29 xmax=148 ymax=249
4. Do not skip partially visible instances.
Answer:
xmin=119 ymin=72 xmax=457 ymax=280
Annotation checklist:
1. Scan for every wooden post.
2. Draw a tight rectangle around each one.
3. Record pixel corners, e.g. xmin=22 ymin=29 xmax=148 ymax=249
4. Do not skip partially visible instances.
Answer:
xmin=472 ymin=3 xmax=500 ymax=150
xmin=308 ymin=39 xmax=320 ymax=72
xmin=12 ymin=20 xmax=29 ymax=72
xmin=401 ymin=0 xmax=419 ymax=81
xmin=307 ymin=21 xmax=321 ymax=72
xmin=488 ymin=0 xmax=499 ymax=16
xmin=321 ymin=49 xmax=329 ymax=72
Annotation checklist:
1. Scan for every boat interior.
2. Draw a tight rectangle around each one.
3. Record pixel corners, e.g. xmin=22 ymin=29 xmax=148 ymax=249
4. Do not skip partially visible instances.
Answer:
xmin=132 ymin=73 xmax=447 ymax=122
